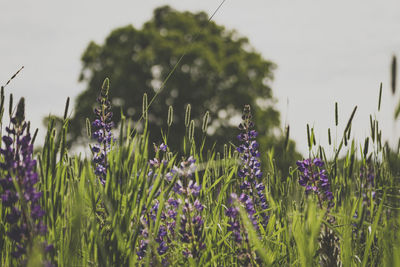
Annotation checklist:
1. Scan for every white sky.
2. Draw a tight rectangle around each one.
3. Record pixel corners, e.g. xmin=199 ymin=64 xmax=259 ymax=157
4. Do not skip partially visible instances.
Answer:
xmin=1 ymin=0 xmax=400 ymax=155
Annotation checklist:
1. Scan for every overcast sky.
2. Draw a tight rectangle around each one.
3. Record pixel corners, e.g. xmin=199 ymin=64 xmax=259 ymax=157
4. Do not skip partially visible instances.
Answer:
xmin=1 ymin=0 xmax=400 ymax=155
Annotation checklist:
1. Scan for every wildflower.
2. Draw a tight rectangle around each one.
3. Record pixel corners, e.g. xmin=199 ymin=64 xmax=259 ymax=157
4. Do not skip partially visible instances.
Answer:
xmin=296 ymin=158 xmax=333 ymax=205
xmin=0 ymin=98 xmax=53 ymax=263
xmin=225 ymin=203 xmax=242 ymax=243
xmin=238 ymin=193 xmax=258 ymax=229
xmin=91 ymin=78 xmax=114 ymax=185
xmin=229 ymin=105 xmax=269 ymax=237
xmin=137 ymin=152 xmax=205 ymax=262
xmin=173 ymin=156 xmax=206 ymax=258
xmin=225 ymin=194 xmax=242 ymax=244
xmin=159 ymin=143 xmax=167 ymax=152
xmin=137 ymin=239 xmax=149 ymax=260
xmin=137 ymin=144 xmax=177 ymax=262
xmin=236 ymin=105 xmax=266 ymax=192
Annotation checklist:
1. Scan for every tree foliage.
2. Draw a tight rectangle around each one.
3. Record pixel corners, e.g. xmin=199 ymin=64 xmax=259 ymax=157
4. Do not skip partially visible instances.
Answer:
xmin=71 ymin=5 xmax=300 ymax=173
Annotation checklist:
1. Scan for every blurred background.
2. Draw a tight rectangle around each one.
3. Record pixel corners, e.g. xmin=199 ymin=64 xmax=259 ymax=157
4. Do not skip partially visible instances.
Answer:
xmin=1 ymin=0 xmax=400 ymax=161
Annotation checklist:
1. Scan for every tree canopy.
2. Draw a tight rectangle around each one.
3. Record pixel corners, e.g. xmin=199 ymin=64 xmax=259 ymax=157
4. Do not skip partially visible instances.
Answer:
xmin=71 ymin=5 xmax=300 ymax=172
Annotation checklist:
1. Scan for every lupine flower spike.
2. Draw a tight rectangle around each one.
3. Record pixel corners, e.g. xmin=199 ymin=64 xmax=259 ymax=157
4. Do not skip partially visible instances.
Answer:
xmin=296 ymin=159 xmax=338 ymax=265
xmin=234 ymin=105 xmax=269 ymax=227
xmin=138 ymin=153 xmax=205 ymax=264
xmin=91 ymin=78 xmax=114 ymax=185
xmin=0 ymin=98 xmax=53 ymax=264
xmin=296 ymin=158 xmax=333 ymax=207
xmin=225 ymin=105 xmax=269 ymax=261
xmin=173 ymin=156 xmax=205 ymax=259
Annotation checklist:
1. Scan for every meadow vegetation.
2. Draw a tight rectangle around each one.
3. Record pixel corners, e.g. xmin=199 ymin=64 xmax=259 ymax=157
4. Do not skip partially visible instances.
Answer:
xmin=0 ymin=70 xmax=399 ymax=266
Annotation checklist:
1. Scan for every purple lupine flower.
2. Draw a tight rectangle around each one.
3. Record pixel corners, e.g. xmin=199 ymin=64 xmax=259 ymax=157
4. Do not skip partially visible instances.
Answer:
xmin=296 ymin=158 xmax=334 ymax=206
xmin=149 ymin=143 xmax=171 ymax=176
xmin=0 ymin=98 xmax=53 ymax=263
xmin=137 ymin=239 xmax=149 ymax=260
xmin=225 ymin=194 xmax=242 ymax=243
xmin=227 ymin=105 xmax=269 ymax=242
xmin=238 ymin=193 xmax=258 ymax=230
xmin=165 ymin=199 xmax=179 ymax=235
xmin=171 ymin=156 xmax=205 ymax=258
xmin=165 ymin=170 xmax=175 ymax=182
xmin=155 ymin=224 xmax=170 ymax=257
xmin=236 ymin=105 xmax=267 ymax=195
xmin=175 ymin=156 xmax=197 ymax=178
xmin=157 ymin=241 xmax=168 ymax=255
xmin=255 ymin=183 xmax=269 ymax=227
xmin=137 ymin=143 xmax=176 ymax=263
xmin=138 ymin=204 xmax=173 ymax=261
xmin=138 ymin=153 xmax=205 ymax=262
xmin=193 ymin=199 xmax=204 ymax=212
xmin=91 ymin=78 xmax=114 ymax=186
xmin=149 ymin=200 xmax=160 ymax=221
xmin=159 ymin=143 xmax=167 ymax=152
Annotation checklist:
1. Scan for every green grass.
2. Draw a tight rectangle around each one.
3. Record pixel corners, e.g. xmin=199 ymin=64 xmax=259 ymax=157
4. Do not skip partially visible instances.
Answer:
xmin=0 ymin=80 xmax=399 ymax=267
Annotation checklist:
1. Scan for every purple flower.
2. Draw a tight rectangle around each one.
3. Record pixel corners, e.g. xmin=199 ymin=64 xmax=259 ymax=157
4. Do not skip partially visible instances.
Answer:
xmin=157 ymin=241 xmax=168 ymax=255
xmin=95 ymin=165 xmax=107 ymax=177
xmin=173 ymin=156 xmax=205 ymax=258
xmin=229 ymin=105 xmax=269 ymax=239
xmin=168 ymin=198 xmax=179 ymax=208
xmin=313 ymin=158 xmax=324 ymax=167
xmin=137 ymin=239 xmax=149 ymax=259
xmin=6 ymin=207 xmax=21 ymax=224
xmin=225 ymin=196 xmax=242 ymax=243
xmin=138 ymin=155 xmax=205 ymax=262
xmin=1 ymin=190 xmax=18 ymax=206
xmin=159 ymin=143 xmax=167 ymax=152
xmin=296 ymin=158 xmax=333 ymax=206
xmin=194 ymin=199 xmax=204 ymax=212
xmin=31 ymin=205 xmax=45 ymax=220
xmin=188 ymin=180 xmax=201 ymax=196
xmin=226 ymin=207 xmax=238 ymax=218
xmin=0 ymin=98 xmax=52 ymax=263
xmin=236 ymin=105 xmax=264 ymax=185
xmin=2 ymin=135 xmax=13 ymax=146
xmin=91 ymin=78 xmax=114 ymax=185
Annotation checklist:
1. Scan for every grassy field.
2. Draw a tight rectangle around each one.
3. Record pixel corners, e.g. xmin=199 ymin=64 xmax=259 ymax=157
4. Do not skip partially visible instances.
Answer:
xmin=0 ymin=75 xmax=399 ymax=266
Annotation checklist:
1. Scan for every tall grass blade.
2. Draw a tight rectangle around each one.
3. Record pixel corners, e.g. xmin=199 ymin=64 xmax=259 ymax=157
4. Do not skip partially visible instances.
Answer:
xmin=391 ymin=55 xmax=397 ymax=94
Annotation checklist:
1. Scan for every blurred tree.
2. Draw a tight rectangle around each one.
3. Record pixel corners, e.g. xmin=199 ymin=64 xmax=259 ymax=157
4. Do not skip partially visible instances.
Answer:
xmin=70 ymin=5 xmax=300 ymax=173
